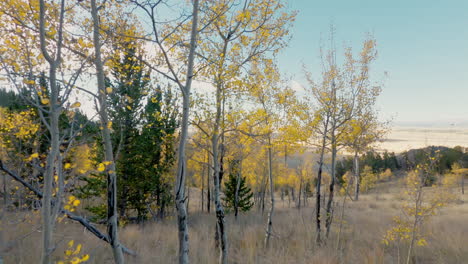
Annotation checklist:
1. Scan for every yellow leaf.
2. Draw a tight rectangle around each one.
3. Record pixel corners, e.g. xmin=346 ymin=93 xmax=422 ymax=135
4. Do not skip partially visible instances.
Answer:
xmin=81 ymin=254 xmax=90 ymax=262
xmin=41 ymin=98 xmax=50 ymax=105
xmin=73 ymin=244 xmax=82 ymax=255
xmin=97 ymin=163 xmax=105 ymax=172
xmin=64 ymin=163 xmax=72 ymax=169
xmin=107 ymin=121 xmax=112 ymax=129
xmin=68 ymin=240 xmax=74 ymax=248
xmin=72 ymin=199 xmax=80 ymax=207
xmin=30 ymin=153 xmax=39 ymax=159
xmin=106 ymin=87 xmax=113 ymax=94
xmin=23 ymin=79 xmax=36 ymax=85
xmin=71 ymin=102 xmax=81 ymax=108
xmin=70 ymin=257 xmax=80 ymax=264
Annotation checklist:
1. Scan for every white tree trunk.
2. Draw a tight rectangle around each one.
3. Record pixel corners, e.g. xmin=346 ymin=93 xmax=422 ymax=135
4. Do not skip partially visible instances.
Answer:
xmin=38 ymin=0 xmax=65 ymax=262
xmin=174 ymin=1 xmax=199 ymax=263
xmin=90 ymin=1 xmax=124 ymax=262
xmin=264 ymin=139 xmax=274 ymax=247
xmin=325 ymin=138 xmax=337 ymax=238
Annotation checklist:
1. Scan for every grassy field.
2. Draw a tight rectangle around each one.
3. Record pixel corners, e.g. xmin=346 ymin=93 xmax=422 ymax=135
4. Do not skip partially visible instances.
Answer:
xmin=2 ymin=177 xmax=468 ymax=264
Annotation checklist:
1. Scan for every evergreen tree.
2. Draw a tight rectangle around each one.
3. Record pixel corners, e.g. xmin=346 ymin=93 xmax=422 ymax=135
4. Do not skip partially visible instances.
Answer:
xmin=77 ymin=41 xmax=179 ymax=222
xmin=105 ymin=41 xmax=149 ymax=220
xmin=132 ymin=86 xmax=178 ymax=220
xmin=223 ymin=160 xmax=253 ymax=214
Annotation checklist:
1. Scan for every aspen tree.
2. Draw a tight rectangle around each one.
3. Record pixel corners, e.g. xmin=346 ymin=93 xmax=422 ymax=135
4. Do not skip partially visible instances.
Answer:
xmin=305 ymin=33 xmax=379 ymax=243
xmin=383 ymin=150 xmax=456 ymax=264
xmin=0 ymin=0 xmax=137 ymax=258
xmin=128 ymin=0 xmax=201 ymax=262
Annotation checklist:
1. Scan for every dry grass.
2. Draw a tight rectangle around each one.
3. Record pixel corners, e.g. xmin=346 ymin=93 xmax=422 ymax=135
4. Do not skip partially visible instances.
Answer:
xmin=2 ymin=181 xmax=468 ymax=264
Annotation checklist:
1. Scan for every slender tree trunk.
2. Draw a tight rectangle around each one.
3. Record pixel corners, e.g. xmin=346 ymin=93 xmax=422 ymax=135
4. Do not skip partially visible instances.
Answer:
xmin=406 ymin=186 xmax=422 ymax=264
xmin=172 ymin=1 xmax=199 ymax=263
xmin=207 ymin=161 xmax=211 ymax=213
xmin=354 ymin=152 xmax=360 ymax=201
xmin=303 ymin=185 xmax=307 ymax=206
xmin=462 ymin=173 xmax=465 ymax=195
xmin=212 ymin=40 xmax=228 ymax=263
xmin=315 ymin=155 xmax=324 ymax=244
xmin=297 ymin=179 xmax=302 ymax=209
xmin=212 ymin=133 xmax=227 ymax=263
xmin=325 ymin=141 xmax=337 ymax=238
xmin=234 ymin=158 xmax=242 ymax=220
xmin=315 ymin=132 xmax=328 ymax=245
xmin=2 ymin=173 xmax=7 ymax=208
xmin=201 ymin=158 xmax=205 ymax=212
xmin=0 ymin=204 xmax=3 ymax=264
xmin=90 ymin=1 xmax=125 ymax=262
xmin=38 ymin=0 xmax=66 ymax=262
xmin=261 ymin=172 xmax=267 ymax=214
xmin=264 ymin=138 xmax=274 ymax=247
xmin=187 ymin=186 xmax=190 ymax=215
xmin=336 ymin=183 xmax=350 ymax=253
xmin=41 ymin=77 xmax=59 ymax=264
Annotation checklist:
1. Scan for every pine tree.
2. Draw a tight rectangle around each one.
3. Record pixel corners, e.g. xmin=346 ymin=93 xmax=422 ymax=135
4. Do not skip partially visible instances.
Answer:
xmin=77 ymin=41 xmax=178 ymax=222
xmin=223 ymin=160 xmax=253 ymax=214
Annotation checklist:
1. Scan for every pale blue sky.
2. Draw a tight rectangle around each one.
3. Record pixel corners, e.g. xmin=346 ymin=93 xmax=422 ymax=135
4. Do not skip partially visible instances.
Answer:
xmin=278 ymin=0 xmax=468 ymax=127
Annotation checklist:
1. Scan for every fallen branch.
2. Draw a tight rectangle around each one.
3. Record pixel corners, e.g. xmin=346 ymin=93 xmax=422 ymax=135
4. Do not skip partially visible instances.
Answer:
xmin=0 ymin=160 xmax=136 ymax=256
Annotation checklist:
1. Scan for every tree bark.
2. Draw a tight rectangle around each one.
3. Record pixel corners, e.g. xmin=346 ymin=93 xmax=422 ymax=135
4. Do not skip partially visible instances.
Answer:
xmin=325 ymin=140 xmax=337 ymax=238
xmin=212 ymin=108 xmax=227 ymax=264
xmin=354 ymin=152 xmax=360 ymax=201
xmin=90 ymin=0 xmax=125 ymax=262
xmin=173 ymin=1 xmax=199 ymax=263
xmin=201 ymin=155 xmax=205 ymax=212
xmin=38 ymin=0 xmax=65 ymax=262
xmin=207 ymin=159 xmax=211 ymax=213
xmin=264 ymin=138 xmax=274 ymax=247
xmin=462 ymin=173 xmax=465 ymax=195
xmin=315 ymin=129 xmax=328 ymax=245
xmin=297 ymin=177 xmax=302 ymax=209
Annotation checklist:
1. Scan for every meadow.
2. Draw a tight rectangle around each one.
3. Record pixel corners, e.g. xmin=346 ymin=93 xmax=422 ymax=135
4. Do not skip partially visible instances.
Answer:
xmin=3 ymin=175 xmax=467 ymax=264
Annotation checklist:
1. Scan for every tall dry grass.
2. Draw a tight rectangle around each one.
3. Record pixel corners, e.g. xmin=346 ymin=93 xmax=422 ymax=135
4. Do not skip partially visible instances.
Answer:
xmin=2 ymin=181 xmax=468 ymax=263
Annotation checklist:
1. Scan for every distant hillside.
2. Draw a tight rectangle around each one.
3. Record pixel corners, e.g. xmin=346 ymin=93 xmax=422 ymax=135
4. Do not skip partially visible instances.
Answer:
xmin=397 ymin=145 xmax=468 ymax=172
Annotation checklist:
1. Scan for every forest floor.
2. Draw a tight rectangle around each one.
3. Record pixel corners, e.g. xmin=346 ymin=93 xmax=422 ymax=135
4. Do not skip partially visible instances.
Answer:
xmin=3 ymin=178 xmax=468 ymax=264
